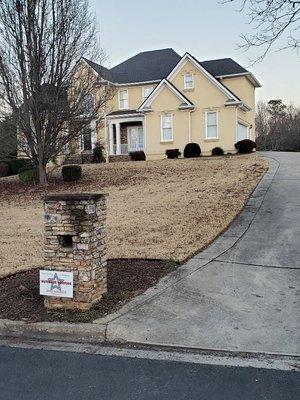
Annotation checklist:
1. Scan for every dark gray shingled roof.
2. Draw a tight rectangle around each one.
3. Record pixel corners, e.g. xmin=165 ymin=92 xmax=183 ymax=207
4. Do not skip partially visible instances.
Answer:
xmin=200 ymin=58 xmax=248 ymax=76
xmin=83 ymin=58 xmax=113 ymax=81
xmin=84 ymin=49 xmax=249 ymax=84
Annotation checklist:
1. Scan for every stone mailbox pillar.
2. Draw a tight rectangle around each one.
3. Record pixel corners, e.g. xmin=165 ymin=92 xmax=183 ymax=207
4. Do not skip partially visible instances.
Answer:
xmin=43 ymin=193 xmax=107 ymax=310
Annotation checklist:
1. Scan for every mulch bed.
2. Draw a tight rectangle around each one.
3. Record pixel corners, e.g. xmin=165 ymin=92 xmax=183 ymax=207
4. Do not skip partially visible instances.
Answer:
xmin=0 ymin=259 xmax=178 ymax=323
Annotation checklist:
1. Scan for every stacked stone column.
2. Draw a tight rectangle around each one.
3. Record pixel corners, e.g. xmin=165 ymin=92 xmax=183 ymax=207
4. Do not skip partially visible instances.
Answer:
xmin=43 ymin=193 xmax=107 ymax=310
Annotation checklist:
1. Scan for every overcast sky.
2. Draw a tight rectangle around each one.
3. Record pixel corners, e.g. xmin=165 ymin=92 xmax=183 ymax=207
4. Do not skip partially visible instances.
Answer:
xmin=90 ymin=0 xmax=300 ymax=106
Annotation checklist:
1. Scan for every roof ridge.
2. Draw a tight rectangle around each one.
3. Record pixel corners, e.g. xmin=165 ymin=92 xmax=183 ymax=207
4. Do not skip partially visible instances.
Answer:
xmin=110 ymin=48 xmax=180 ymax=71
xmin=201 ymin=57 xmax=233 ymax=62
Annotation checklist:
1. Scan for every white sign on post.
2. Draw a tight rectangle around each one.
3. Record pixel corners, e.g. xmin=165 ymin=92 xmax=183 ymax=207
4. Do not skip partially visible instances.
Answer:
xmin=39 ymin=270 xmax=74 ymax=298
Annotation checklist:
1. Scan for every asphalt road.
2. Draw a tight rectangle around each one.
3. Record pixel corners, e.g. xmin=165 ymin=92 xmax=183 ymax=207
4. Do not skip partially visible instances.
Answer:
xmin=0 ymin=346 xmax=299 ymax=400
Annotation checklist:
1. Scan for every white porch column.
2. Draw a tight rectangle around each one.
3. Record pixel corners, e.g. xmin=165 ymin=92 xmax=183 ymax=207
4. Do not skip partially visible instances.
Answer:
xmin=116 ymin=122 xmax=121 ymax=155
xmin=108 ymin=123 xmax=114 ymax=155
xmin=90 ymin=119 xmax=97 ymax=149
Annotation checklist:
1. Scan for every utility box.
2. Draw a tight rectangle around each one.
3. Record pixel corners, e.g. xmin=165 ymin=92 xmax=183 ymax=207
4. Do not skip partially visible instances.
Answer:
xmin=43 ymin=193 xmax=107 ymax=310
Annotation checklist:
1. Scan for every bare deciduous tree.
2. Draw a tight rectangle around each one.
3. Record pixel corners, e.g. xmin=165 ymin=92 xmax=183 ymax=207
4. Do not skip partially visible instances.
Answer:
xmin=256 ymin=99 xmax=300 ymax=150
xmin=223 ymin=0 xmax=300 ymax=63
xmin=0 ymin=0 xmax=114 ymax=184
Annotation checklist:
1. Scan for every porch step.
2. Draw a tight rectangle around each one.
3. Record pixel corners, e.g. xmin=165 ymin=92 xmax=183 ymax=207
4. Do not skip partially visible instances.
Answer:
xmin=108 ymin=155 xmax=131 ymax=163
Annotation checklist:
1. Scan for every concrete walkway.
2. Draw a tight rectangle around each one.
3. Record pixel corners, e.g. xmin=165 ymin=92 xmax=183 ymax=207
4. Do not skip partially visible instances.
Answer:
xmin=96 ymin=152 xmax=300 ymax=355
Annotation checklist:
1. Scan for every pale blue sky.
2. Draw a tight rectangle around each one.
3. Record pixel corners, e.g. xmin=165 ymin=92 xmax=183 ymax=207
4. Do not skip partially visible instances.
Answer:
xmin=90 ymin=0 xmax=300 ymax=105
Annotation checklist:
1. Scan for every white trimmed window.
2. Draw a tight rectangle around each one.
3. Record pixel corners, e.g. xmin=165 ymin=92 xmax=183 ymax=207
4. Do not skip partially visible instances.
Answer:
xmin=161 ymin=114 xmax=173 ymax=141
xmin=206 ymin=111 xmax=218 ymax=139
xmin=119 ymin=89 xmax=128 ymax=109
xmin=184 ymin=73 xmax=194 ymax=89
xmin=142 ymin=86 xmax=154 ymax=102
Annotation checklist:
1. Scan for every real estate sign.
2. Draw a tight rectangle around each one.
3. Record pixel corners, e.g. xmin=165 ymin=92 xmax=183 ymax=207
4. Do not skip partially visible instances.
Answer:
xmin=39 ymin=270 xmax=73 ymax=298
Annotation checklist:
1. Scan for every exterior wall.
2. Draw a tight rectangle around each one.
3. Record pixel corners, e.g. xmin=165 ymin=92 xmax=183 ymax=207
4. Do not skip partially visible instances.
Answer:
xmin=94 ymin=59 xmax=257 ymax=160
xmin=221 ymin=76 xmax=256 ymax=140
xmin=97 ymin=83 xmax=158 ymax=158
xmin=146 ymin=59 xmax=240 ymax=158
xmin=115 ymin=83 xmax=158 ymax=111
xmin=145 ymin=87 xmax=190 ymax=159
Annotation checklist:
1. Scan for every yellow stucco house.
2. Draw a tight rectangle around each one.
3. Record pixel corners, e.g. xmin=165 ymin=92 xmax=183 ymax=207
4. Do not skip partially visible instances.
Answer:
xmin=78 ymin=48 xmax=261 ymax=160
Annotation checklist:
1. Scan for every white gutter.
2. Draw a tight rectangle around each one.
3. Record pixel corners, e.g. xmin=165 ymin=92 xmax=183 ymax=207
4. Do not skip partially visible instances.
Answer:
xmin=117 ymin=80 xmax=161 ymax=87
xmin=225 ymin=100 xmax=251 ymax=112
xmin=217 ymin=72 xmax=261 ymax=88
xmin=106 ymin=113 xmax=144 ymax=119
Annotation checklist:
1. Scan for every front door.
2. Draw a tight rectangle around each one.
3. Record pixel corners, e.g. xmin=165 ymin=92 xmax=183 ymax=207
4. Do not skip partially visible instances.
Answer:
xmin=127 ymin=126 xmax=144 ymax=152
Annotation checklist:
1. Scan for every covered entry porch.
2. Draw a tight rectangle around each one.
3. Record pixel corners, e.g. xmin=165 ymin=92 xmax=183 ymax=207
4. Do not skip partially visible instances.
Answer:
xmin=107 ymin=111 xmax=145 ymax=156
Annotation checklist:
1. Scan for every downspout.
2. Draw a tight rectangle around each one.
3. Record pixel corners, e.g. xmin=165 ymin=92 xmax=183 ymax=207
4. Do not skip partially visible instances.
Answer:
xmin=104 ymin=116 xmax=108 ymax=161
xmin=143 ymin=115 xmax=147 ymax=154
xmin=235 ymin=106 xmax=238 ymax=143
xmin=188 ymin=110 xmax=191 ymax=142
xmin=188 ymin=108 xmax=195 ymax=143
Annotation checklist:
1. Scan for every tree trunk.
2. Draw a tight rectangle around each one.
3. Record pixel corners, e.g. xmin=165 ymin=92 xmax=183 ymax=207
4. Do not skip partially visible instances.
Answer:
xmin=38 ymin=159 xmax=47 ymax=185
xmin=37 ymin=140 xmax=47 ymax=185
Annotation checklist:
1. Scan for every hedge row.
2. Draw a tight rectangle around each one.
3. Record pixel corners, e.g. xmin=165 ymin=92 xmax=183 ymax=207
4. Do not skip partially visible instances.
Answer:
xmin=0 ymin=158 xmax=32 ymax=176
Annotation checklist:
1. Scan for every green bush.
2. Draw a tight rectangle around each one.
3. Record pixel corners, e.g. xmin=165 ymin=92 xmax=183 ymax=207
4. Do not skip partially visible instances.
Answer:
xmin=165 ymin=149 xmax=181 ymax=159
xmin=0 ymin=162 xmax=9 ymax=177
xmin=93 ymin=142 xmax=105 ymax=163
xmin=62 ymin=164 xmax=82 ymax=182
xmin=19 ymin=167 xmax=39 ymax=184
xmin=211 ymin=147 xmax=224 ymax=156
xmin=129 ymin=151 xmax=146 ymax=161
xmin=3 ymin=158 xmax=32 ymax=175
xmin=235 ymin=139 xmax=257 ymax=154
xmin=183 ymin=143 xmax=201 ymax=158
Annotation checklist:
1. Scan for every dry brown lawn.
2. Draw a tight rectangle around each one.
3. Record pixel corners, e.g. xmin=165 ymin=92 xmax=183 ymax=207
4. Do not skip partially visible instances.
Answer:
xmin=0 ymin=154 xmax=268 ymax=278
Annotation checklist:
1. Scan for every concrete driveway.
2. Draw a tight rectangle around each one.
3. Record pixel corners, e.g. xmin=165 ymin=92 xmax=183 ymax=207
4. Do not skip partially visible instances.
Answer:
xmin=96 ymin=152 xmax=300 ymax=355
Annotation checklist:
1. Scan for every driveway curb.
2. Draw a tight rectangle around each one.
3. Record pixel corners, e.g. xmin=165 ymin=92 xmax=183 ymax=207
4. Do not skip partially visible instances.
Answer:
xmin=0 ymin=319 xmax=106 ymax=344
xmin=0 ymin=155 xmax=280 ymax=350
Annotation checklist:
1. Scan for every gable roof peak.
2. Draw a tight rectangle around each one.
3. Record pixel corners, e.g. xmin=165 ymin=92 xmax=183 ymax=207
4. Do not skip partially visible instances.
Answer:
xmin=138 ymin=78 xmax=194 ymax=111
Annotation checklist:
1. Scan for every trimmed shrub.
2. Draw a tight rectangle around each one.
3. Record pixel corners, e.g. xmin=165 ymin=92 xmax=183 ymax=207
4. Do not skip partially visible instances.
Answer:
xmin=19 ymin=167 xmax=39 ymax=184
xmin=235 ymin=139 xmax=257 ymax=154
xmin=3 ymin=158 xmax=32 ymax=175
xmin=183 ymin=143 xmax=201 ymax=158
xmin=129 ymin=151 xmax=146 ymax=161
xmin=211 ymin=147 xmax=224 ymax=156
xmin=165 ymin=149 xmax=181 ymax=159
xmin=0 ymin=162 xmax=9 ymax=177
xmin=93 ymin=142 xmax=105 ymax=163
xmin=62 ymin=164 xmax=82 ymax=182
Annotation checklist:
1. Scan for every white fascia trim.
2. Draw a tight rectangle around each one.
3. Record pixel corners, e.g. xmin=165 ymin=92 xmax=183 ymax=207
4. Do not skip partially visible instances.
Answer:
xmin=178 ymin=105 xmax=195 ymax=110
xmin=167 ymin=53 xmax=240 ymax=101
xmin=225 ymin=100 xmax=252 ymax=112
xmin=216 ymin=72 xmax=261 ymax=88
xmin=138 ymin=79 xmax=193 ymax=111
xmin=117 ymin=80 xmax=160 ymax=87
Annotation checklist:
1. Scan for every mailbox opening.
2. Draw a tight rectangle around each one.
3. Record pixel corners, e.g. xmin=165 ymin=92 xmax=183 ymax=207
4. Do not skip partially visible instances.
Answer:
xmin=58 ymin=235 xmax=73 ymax=248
